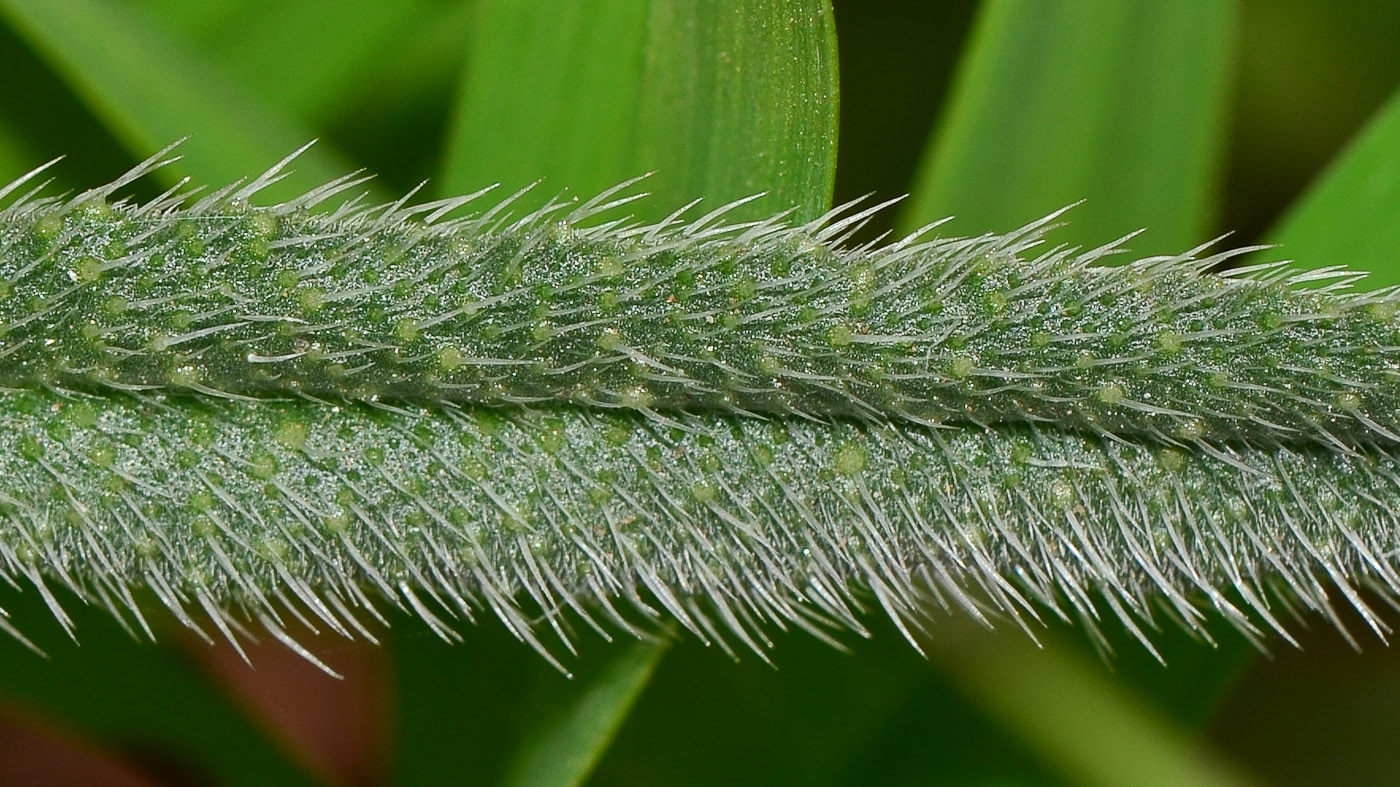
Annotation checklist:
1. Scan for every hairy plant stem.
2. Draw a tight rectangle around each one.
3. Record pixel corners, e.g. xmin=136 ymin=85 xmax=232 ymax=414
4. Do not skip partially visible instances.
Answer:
xmin=1 ymin=149 xmax=1399 ymax=669
xmin=3 ymin=385 xmax=1398 ymax=674
xmin=4 ymin=148 xmax=1400 ymax=450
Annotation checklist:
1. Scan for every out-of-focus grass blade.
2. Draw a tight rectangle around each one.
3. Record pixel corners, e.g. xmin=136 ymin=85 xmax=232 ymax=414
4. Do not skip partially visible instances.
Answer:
xmin=346 ymin=2 xmax=474 ymax=115
xmin=130 ymin=0 xmax=251 ymax=39
xmin=439 ymin=0 xmax=651 ymax=209
xmin=140 ymin=0 xmax=474 ymax=192
xmin=390 ymin=621 xmax=664 ymax=787
xmin=344 ymin=2 xmax=474 ymax=126
xmin=498 ymin=639 xmax=667 ymax=787
xmin=1231 ymin=1 xmax=1400 ymax=251
xmin=0 ymin=18 xmax=134 ymax=192
xmin=133 ymin=0 xmax=468 ymax=156
xmin=829 ymin=1 xmax=978 ymax=243
xmin=1268 ymin=87 xmax=1400 ymax=287
xmin=0 ymin=118 xmax=39 ymax=184
xmin=165 ymin=0 xmax=440 ymax=125
xmin=589 ymin=617 xmax=1067 ymax=786
xmin=633 ymin=0 xmax=839 ymax=222
xmin=923 ymin=620 xmax=1263 ymax=787
xmin=0 ymin=0 xmax=366 ymax=201
xmin=326 ymin=1 xmax=475 ymax=192
xmin=899 ymin=0 xmax=1236 ymax=253
xmin=0 ymin=587 xmax=322 ymax=787
xmin=441 ymin=0 xmax=838 ymax=224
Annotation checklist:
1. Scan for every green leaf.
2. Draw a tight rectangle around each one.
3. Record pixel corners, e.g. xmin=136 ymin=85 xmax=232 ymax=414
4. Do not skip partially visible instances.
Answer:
xmin=592 ymin=619 xmax=1067 ymax=786
xmin=441 ymin=0 xmax=839 ymax=223
xmin=128 ymin=0 xmax=473 ymax=172
xmin=499 ymin=639 xmax=668 ymax=787
xmin=0 ymin=586 xmax=322 ymax=787
xmin=0 ymin=0 xmax=365 ymax=201
xmin=0 ymin=115 xmax=39 ymax=184
xmin=154 ymin=0 xmax=443 ymax=125
xmin=923 ymin=619 xmax=1263 ymax=787
xmin=130 ymin=0 xmax=252 ymax=39
xmin=440 ymin=0 xmax=653 ymax=207
xmin=124 ymin=0 xmax=466 ymax=194
xmin=390 ymin=622 xmax=662 ymax=787
xmin=632 ymin=0 xmax=839 ymax=222
xmin=1268 ymin=87 xmax=1400 ymax=287
xmin=344 ymin=2 xmax=475 ymax=120
xmin=899 ymin=0 xmax=1237 ymax=253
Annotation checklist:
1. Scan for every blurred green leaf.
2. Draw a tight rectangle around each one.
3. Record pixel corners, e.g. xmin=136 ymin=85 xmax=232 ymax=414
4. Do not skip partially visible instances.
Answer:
xmin=391 ymin=622 xmax=665 ymax=787
xmin=0 ymin=19 xmax=134 ymax=191
xmin=899 ymin=0 xmax=1236 ymax=253
xmin=0 ymin=587 xmax=321 ymax=787
xmin=157 ymin=0 xmax=442 ymax=125
xmin=440 ymin=0 xmax=652 ymax=207
xmin=499 ymin=639 xmax=667 ymax=787
xmin=391 ymin=624 xmax=517 ymax=787
xmin=1268 ymin=87 xmax=1400 ymax=286
xmin=130 ymin=0 xmax=252 ymax=39
xmin=591 ymin=617 xmax=1070 ymax=787
xmin=829 ymin=0 xmax=978 ymax=243
xmin=127 ymin=0 xmax=473 ymax=192
xmin=1229 ymin=0 xmax=1400 ymax=245
xmin=924 ymin=619 xmax=1262 ymax=787
xmin=346 ymin=2 xmax=474 ymax=118
xmin=0 ymin=115 xmax=38 ymax=182
xmin=633 ymin=0 xmax=839 ymax=222
xmin=0 ymin=0 xmax=367 ymax=201
xmin=442 ymin=0 xmax=838 ymax=223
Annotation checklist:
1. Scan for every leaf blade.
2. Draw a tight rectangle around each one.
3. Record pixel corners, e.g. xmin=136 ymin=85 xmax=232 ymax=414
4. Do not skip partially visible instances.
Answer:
xmin=0 ymin=0 xmax=364 ymax=200
xmin=633 ymin=0 xmax=840 ymax=222
xmin=924 ymin=620 xmax=1263 ymax=787
xmin=439 ymin=0 xmax=653 ymax=205
xmin=1267 ymin=88 xmax=1400 ymax=286
xmin=499 ymin=639 xmax=668 ymax=787
xmin=899 ymin=0 xmax=1236 ymax=252
xmin=440 ymin=0 xmax=839 ymax=223
xmin=179 ymin=0 xmax=443 ymax=124
xmin=0 ymin=116 xmax=40 ymax=185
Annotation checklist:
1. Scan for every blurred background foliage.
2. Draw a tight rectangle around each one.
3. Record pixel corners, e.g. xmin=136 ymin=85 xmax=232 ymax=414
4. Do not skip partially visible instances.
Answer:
xmin=1 ymin=0 xmax=1400 ymax=784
